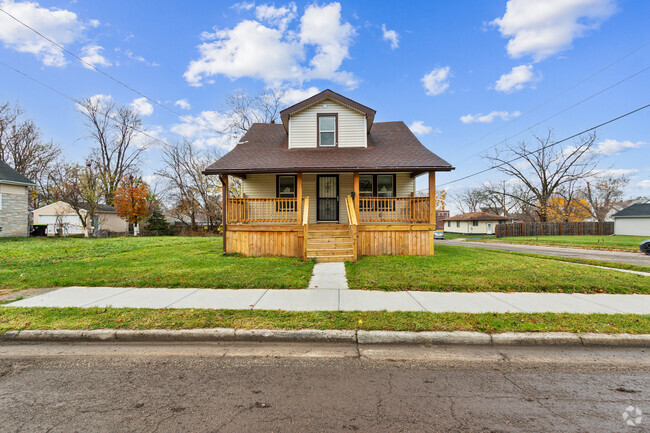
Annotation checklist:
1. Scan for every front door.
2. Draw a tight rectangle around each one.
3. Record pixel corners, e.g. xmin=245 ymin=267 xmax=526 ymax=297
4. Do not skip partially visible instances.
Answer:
xmin=486 ymin=223 xmax=493 ymax=235
xmin=317 ymin=175 xmax=339 ymax=222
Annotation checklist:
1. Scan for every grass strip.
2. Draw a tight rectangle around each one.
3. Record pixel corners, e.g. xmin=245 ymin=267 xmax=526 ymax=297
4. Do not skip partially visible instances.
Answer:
xmin=1 ymin=307 xmax=648 ymax=334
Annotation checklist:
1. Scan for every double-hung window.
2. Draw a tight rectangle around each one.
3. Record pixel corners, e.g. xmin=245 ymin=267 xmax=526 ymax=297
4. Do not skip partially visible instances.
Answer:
xmin=276 ymin=175 xmax=296 ymax=211
xmin=318 ymin=115 xmax=336 ymax=147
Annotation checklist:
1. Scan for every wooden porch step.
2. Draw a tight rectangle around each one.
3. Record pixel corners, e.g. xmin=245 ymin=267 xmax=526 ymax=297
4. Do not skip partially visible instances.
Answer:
xmin=308 ymin=254 xmax=355 ymax=263
xmin=308 ymin=241 xmax=354 ymax=249
xmin=306 ymin=247 xmax=355 ymax=256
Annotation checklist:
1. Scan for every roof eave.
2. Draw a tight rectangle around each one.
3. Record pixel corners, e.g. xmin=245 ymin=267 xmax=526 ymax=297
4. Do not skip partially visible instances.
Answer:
xmin=203 ymin=166 xmax=455 ymax=176
xmin=0 ymin=179 xmax=36 ymax=187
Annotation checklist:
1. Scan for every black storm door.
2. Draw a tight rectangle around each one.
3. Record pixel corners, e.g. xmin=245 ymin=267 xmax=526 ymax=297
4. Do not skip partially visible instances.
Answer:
xmin=317 ymin=175 xmax=339 ymax=222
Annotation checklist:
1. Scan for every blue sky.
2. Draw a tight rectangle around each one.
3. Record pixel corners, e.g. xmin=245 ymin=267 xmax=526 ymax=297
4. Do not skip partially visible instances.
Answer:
xmin=0 ymin=0 xmax=648 ymax=209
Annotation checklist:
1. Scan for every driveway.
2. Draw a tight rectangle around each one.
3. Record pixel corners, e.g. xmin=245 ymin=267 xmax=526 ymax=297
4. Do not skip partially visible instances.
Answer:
xmin=439 ymin=239 xmax=650 ymax=267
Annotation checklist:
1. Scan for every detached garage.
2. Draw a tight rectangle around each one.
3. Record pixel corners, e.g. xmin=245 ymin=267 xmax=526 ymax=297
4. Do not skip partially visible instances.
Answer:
xmin=612 ymin=203 xmax=650 ymax=236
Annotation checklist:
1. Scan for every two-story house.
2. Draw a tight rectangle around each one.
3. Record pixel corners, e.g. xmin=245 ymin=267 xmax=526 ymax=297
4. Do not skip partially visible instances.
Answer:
xmin=203 ymin=89 xmax=454 ymax=262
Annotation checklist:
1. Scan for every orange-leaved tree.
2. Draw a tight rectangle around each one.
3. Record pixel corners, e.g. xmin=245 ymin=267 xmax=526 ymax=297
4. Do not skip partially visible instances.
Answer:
xmin=113 ymin=175 xmax=149 ymax=230
xmin=547 ymin=196 xmax=591 ymax=222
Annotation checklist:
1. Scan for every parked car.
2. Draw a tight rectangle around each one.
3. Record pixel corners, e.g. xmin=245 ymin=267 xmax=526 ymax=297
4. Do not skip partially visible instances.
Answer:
xmin=434 ymin=230 xmax=444 ymax=240
xmin=641 ymin=239 xmax=650 ymax=255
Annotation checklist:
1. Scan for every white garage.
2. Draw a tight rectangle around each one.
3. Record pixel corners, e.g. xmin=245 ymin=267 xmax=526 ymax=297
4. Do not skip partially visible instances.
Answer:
xmin=613 ymin=203 xmax=650 ymax=236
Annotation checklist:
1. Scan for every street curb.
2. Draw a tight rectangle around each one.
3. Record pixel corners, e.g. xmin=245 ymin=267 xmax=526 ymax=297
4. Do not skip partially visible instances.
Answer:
xmin=1 ymin=329 xmax=650 ymax=347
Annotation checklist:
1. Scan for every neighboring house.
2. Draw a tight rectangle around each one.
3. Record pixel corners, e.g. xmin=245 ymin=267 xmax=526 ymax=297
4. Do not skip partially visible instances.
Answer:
xmin=203 ymin=89 xmax=454 ymax=261
xmin=0 ymin=160 xmax=35 ymax=237
xmin=443 ymin=212 xmax=513 ymax=235
xmin=32 ymin=201 xmax=128 ymax=236
xmin=612 ymin=203 xmax=650 ymax=236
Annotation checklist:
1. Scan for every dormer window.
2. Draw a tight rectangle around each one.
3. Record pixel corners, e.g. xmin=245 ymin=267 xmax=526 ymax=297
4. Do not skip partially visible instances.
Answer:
xmin=318 ymin=114 xmax=337 ymax=147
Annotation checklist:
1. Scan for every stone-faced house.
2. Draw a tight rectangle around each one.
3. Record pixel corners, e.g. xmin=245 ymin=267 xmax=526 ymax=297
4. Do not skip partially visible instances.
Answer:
xmin=203 ymin=89 xmax=454 ymax=262
xmin=0 ymin=160 xmax=35 ymax=237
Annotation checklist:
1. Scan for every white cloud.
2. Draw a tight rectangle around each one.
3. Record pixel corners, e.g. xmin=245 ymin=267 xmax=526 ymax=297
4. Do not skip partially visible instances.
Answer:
xmin=381 ymin=24 xmax=399 ymax=49
xmin=133 ymin=125 xmax=166 ymax=150
xmin=492 ymin=0 xmax=616 ymax=61
xmin=79 ymin=45 xmax=111 ymax=69
xmin=279 ymin=86 xmax=319 ymax=106
xmin=637 ymin=180 xmax=650 ymax=189
xmin=88 ymin=19 xmax=100 ymax=28
xmin=460 ymin=110 xmax=521 ymax=124
xmin=174 ymin=99 xmax=191 ymax=110
xmin=124 ymin=49 xmax=159 ymax=67
xmin=231 ymin=1 xmax=255 ymax=11
xmin=409 ymin=121 xmax=440 ymax=136
xmin=0 ymin=0 xmax=85 ymax=66
xmin=185 ymin=2 xmax=357 ymax=88
xmin=171 ymin=111 xmax=239 ymax=150
xmin=76 ymin=93 xmax=113 ymax=113
xmin=255 ymin=2 xmax=297 ymax=31
xmin=299 ymin=2 xmax=357 ymax=86
xmin=421 ymin=66 xmax=451 ymax=96
xmin=591 ymin=168 xmax=639 ymax=177
xmin=494 ymin=64 xmax=539 ymax=93
xmin=593 ymin=139 xmax=645 ymax=156
xmin=130 ymin=97 xmax=154 ymax=116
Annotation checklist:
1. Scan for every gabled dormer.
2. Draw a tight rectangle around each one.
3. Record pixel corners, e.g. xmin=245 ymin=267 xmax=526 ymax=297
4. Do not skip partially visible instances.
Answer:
xmin=279 ymin=89 xmax=376 ymax=149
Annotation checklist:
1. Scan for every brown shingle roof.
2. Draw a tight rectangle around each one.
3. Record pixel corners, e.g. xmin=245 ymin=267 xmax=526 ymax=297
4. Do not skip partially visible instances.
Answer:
xmin=203 ymin=122 xmax=454 ymax=175
xmin=443 ymin=212 xmax=513 ymax=222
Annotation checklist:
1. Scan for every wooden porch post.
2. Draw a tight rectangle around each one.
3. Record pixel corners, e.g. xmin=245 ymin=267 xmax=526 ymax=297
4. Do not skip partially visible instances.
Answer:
xmin=428 ymin=171 xmax=436 ymax=255
xmin=353 ymin=172 xmax=360 ymax=220
xmin=220 ymin=175 xmax=229 ymax=254
xmin=296 ymin=172 xmax=303 ymax=225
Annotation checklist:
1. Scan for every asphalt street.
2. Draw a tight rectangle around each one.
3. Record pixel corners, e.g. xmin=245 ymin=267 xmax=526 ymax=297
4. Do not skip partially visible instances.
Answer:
xmin=439 ymin=239 xmax=650 ymax=266
xmin=0 ymin=342 xmax=648 ymax=432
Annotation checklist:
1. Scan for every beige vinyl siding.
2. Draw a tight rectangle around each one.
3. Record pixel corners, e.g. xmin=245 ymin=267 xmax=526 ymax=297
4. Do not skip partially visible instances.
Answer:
xmin=288 ymin=98 xmax=367 ymax=149
xmin=241 ymin=172 xmax=415 ymax=225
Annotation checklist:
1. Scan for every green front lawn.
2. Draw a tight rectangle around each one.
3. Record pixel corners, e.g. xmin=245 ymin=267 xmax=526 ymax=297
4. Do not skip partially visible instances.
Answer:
xmin=0 ymin=307 xmax=648 ymax=334
xmin=469 ymin=235 xmax=647 ymax=252
xmin=0 ymin=237 xmax=313 ymax=293
xmin=345 ymin=245 xmax=650 ymax=294
xmin=442 ymin=232 xmax=496 ymax=240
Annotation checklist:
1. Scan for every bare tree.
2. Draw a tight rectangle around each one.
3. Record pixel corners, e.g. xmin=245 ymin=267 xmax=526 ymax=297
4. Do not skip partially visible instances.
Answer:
xmin=53 ymin=161 xmax=104 ymax=236
xmin=79 ymin=97 xmax=149 ymax=205
xmin=156 ymin=139 xmax=227 ymax=231
xmin=451 ymin=188 xmax=485 ymax=214
xmin=484 ymin=131 xmax=598 ymax=222
xmin=224 ymin=88 xmax=284 ymax=135
xmin=577 ymin=175 xmax=629 ymax=222
xmin=481 ymin=181 xmax=521 ymax=217
xmin=0 ymin=100 xmax=62 ymax=208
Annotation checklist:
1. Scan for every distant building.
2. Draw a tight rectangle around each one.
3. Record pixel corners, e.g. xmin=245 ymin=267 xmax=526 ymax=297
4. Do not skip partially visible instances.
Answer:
xmin=436 ymin=210 xmax=449 ymax=230
xmin=443 ymin=212 xmax=513 ymax=235
xmin=32 ymin=201 xmax=128 ymax=236
xmin=0 ymin=161 xmax=35 ymax=237
xmin=612 ymin=203 xmax=650 ymax=236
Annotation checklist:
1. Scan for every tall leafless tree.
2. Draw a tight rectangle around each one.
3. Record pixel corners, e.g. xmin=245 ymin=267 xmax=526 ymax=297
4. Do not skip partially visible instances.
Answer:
xmin=53 ymin=160 xmax=104 ymax=236
xmin=484 ymin=131 xmax=598 ymax=222
xmin=156 ymin=139 xmax=228 ymax=230
xmin=0 ymin=100 xmax=62 ymax=208
xmin=79 ymin=97 xmax=149 ymax=205
xmin=224 ymin=88 xmax=285 ymax=135
xmin=451 ymin=188 xmax=485 ymax=214
xmin=577 ymin=175 xmax=629 ymax=222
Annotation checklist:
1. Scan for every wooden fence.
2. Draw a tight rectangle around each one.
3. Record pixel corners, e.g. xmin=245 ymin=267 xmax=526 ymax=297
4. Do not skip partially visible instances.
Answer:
xmin=495 ymin=221 xmax=614 ymax=238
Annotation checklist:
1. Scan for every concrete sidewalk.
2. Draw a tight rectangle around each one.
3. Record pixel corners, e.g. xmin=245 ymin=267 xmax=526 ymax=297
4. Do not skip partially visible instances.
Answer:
xmin=6 ymin=286 xmax=650 ymax=314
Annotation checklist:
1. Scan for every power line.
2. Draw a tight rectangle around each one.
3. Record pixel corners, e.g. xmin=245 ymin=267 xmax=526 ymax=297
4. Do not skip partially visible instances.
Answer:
xmin=446 ymin=40 xmax=650 ymax=159
xmin=438 ymin=103 xmax=650 ymax=188
xmin=0 ymin=60 xmax=173 ymax=154
xmin=451 ymin=63 xmax=650 ymax=162
xmin=0 ymin=7 xmax=226 ymax=137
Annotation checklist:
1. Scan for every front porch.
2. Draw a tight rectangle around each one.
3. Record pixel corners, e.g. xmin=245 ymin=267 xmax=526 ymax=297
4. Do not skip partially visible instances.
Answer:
xmin=220 ymin=171 xmax=438 ymax=262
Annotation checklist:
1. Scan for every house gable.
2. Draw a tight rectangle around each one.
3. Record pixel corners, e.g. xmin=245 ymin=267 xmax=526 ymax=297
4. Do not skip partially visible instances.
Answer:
xmin=288 ymin=98 xmax=367 ymax=149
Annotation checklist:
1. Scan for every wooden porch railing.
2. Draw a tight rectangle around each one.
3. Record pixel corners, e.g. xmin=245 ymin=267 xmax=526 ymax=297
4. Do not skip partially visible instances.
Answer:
xmin=345 ymin=195 xmax=358 ymax=262
xmin=227 ymin=198 xmax=298 ymax=223
xmin=358 ymin=197 xmax=430 ymax=223
xmin=302 ymin=196 xmax=310 ymax=261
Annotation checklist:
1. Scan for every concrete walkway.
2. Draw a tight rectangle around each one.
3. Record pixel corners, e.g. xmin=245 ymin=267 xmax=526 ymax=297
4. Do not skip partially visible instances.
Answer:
xmin=6 ymin=286 xmax=650 ymax=314
xmin=308 ymin=263 xmax=349 ymax=290
xmin=439 ymin=239 xmax=650 ymax=267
